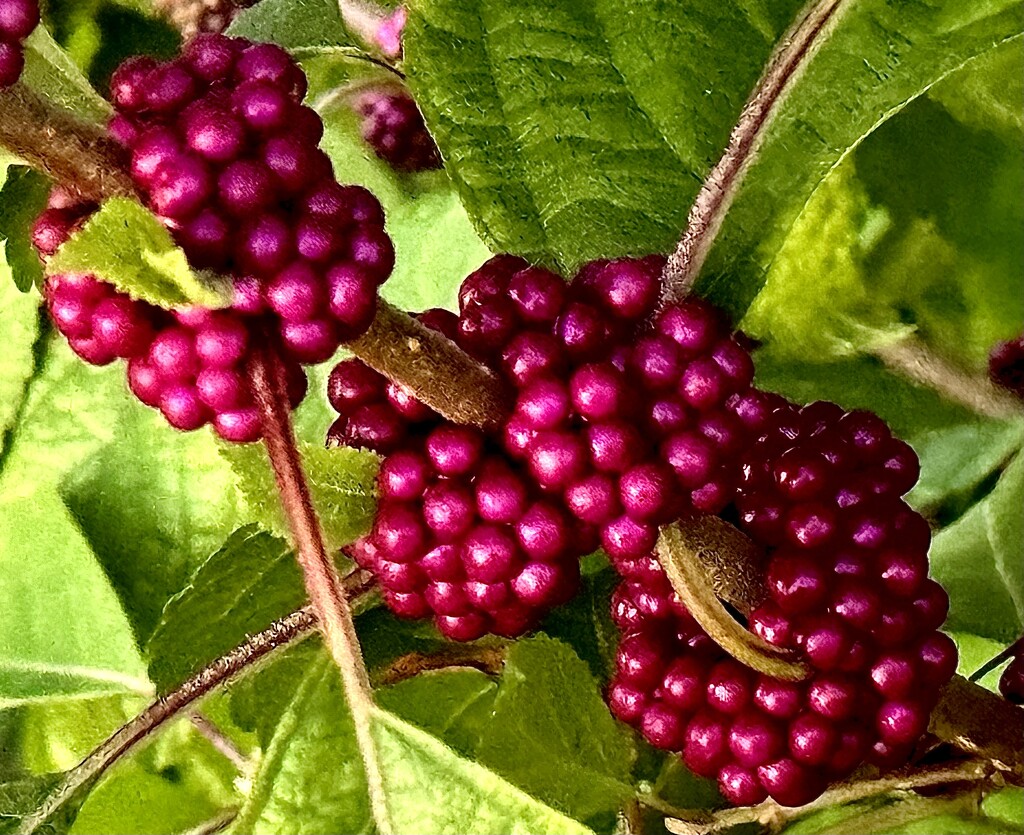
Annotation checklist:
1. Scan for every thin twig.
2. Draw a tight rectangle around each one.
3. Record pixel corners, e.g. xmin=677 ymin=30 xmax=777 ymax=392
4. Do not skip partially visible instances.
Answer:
xmin=872 ymin=335 xmax=1021 ymax=421
xmin=188 ymin=712 xmax=248 ymax=771
xmin=291 ymin=45 xmax=405 ymax=79
xmin=0 ymin=84 xmax=131 ymax=202
xmin=249 ymin=345 xmax=393 ymax=835
xmin=661 ymin=0 xmax=850 ymax=301
xmin=657 ymin=522 xmax=810 ymax=681
xmin=371 ymin=644 xmax=507 ymax=688
xmin=660 ymin=759 xmax=1000 ymax=835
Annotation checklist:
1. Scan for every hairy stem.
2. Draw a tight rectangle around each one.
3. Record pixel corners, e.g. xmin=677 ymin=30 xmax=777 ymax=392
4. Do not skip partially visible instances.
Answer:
xmin=372 ymin=643 xmax=508 ymax=687
xmin=872 ymin=335 xmax=1021 ymax=420
xmin=249 ymin=346 xmax=393 ymax=835
xmin=659 ymin=759 xmax=1001 ymax=835
xmin=0 ymin=84 xmax=132 ymax=202
xmin=661 ymin=0 xmax=850 ymax=300
xmin=657 ymin=521 xmax=809 ymax=681
xmin=348 ymin=299 xmax=514 ymax=431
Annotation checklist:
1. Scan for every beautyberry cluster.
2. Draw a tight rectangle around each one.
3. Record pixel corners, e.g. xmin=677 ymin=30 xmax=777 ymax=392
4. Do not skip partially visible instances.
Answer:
xmin=354 ymin=87 xmax=441 ymax=173
xmin=40 ymin=36 xmax=396 ymax=442
xmin=330 ymin=311 xmax=583 ymax=641
xmin=989 ymin=334 xmax=1024 ymax=400
xmin=35 ymin=192 xmax=307 ymax=441
xmin=607 ymin=394 xmax=957 ymax=806
xmin=0 ymin=0 xmax=39 ymax=88
xmin=329 ymin=254 xmax=759 ymax=638
xmin=999 ymin=641 xmax=1024 ymax=705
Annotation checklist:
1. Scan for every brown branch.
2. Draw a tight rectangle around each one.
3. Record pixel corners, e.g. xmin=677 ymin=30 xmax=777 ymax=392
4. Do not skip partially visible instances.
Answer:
xmin=372 ymin=643 xmax=507 ymax=688
xmin=349 ymin=299 xmax=513 ymax=431
xmin=929 ymin=675 xmax=1024 ymax=782
xmin=0 ymin=84 xmax=132 ymax=203
xmin=659 ymin=759 xmax=1001 ymax=835
xmin=661 ymin=0 xmax=850 ymax=300
xmin=188 ymin=712 xmax=248 ymax=770
xmin=249 ymin=345 xmax=393 ymax=834
xmin=658 ymin=521 xmax=809 ymax=681
xmin=872 ymin=336 xmax=1021 ymax=421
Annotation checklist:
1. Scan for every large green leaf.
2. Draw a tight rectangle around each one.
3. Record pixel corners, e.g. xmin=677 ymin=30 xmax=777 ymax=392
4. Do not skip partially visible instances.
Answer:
xmin=0 ymin=338 xmax=150 ymax=708
xmin=405 ymin=0 xmax=1024 ymax=318
xmin=48 ymin=198 xmax=232 ymax=310
xmin=475 ymin=636 xmax=636 ymax=828
xmin=404 ymin=0 xmax=803 ymax=272
xmin=60 ymin=406 xmax=247 ymax=648
xmin=233 ymin=647 xmax=594 ymax=835
xmin=217 ymin=441 xmax=378 ymax=552
xmin=146 ymin=527 xmax=307 ymax=693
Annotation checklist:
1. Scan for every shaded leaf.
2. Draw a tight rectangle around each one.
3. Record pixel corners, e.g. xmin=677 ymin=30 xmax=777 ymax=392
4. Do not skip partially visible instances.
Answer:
xmin=0 ymin=168 xmax=49 ymax=294
xmin=0 ymin=264 xmax=41 ymax=460
xmin=48 ymin=198 xmax=231 ymax=310
xmin=227 ymin=0 xmax=349 ymax=49
xmin=146 ymin=526 xmax=306 ymax=693
xmin=930 ymin=450 xmax=1024 ymax=641
xmin=60 ymin=405 xmax=247 ymax=647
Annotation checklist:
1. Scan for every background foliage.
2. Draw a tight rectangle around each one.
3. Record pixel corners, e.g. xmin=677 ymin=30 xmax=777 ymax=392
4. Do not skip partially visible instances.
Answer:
xmin=0 ymin=0 xmax=1022 ymax=833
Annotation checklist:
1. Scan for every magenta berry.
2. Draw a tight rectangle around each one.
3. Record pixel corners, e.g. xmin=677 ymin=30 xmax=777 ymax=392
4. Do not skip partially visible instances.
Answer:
xmin=354 ymin=88 xmax=442 ymax=173
xmin=0 ymin=0 xmax=38 ymax=89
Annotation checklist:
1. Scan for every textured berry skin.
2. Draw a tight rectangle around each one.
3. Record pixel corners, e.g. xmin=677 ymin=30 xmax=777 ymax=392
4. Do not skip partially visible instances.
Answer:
xmin=0 ymin=0 xmax=39 ymax=88
xmin=989 ymin=335 xmax=1024 ymax=400
xmin=44 ymin=36 xmax=396 ymax=442
xmin=355 ymin=88 xmax=442 ymax=173
xmin=606 ymin=396 xmax=955 ymax=807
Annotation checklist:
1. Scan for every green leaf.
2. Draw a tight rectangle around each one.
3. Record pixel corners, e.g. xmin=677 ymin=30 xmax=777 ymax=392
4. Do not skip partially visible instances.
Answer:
xmin=20 ymin=26 xmax=111 ymax=127
xmin=374 ymin=709 xmax=594 ymax=835
xmin=906 ymin=419 xmax=1024 ymax=524
xmin=0 ymin=268 xmax=41 ymax=460
xmin=930 ymin=40 xmax=1024 ymax=141
xmin=404 ymin=0 xmax=803 ymax=272
xmin=405 ymin=0 xmax=1023 ymax=304
xmin=230 ymin=653 xmax=372 ymax=835
xmin=0 ymin=168 xmax=49 ymax=294
xmin=475 ymin=635 xmax=636 ymax=826
xmin=696 ymin=4 xmax=1024 ymax=320
xmin=234 ymin=647 xmax=594 ymax=835
xmin=376 ymin=668 xmax=498 ymax=758
xmin=0 ymin=337 xmax=151 ymax=708
xmin=227 ymin=0 xmax=350 ymax=49
xmin=930 ymin=450 xmax=1024 ymax=641
xmin=947 ymin=631 xmax=1012 ymax=693
xmin=68 ymin=720 xmax=238 ymax=835
xmin=60 ymin=405 xmax=247 ymax=648
xmin=48 ymin=198 xmax=232 ymax=310
xmin=0 ymin=775 xmax=76 ymax=835
xmin=146 ymin=527 xmax=306 ymax=693
xmin=217 ymin=441 xmax=378 ymax=551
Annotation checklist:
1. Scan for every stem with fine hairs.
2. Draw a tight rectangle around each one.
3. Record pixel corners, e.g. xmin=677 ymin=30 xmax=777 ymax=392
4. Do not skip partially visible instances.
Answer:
xmin=248 ymin=345 xmax=393 ymax=835
xmin=660 ymin=0 xmax=850 ymax=301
